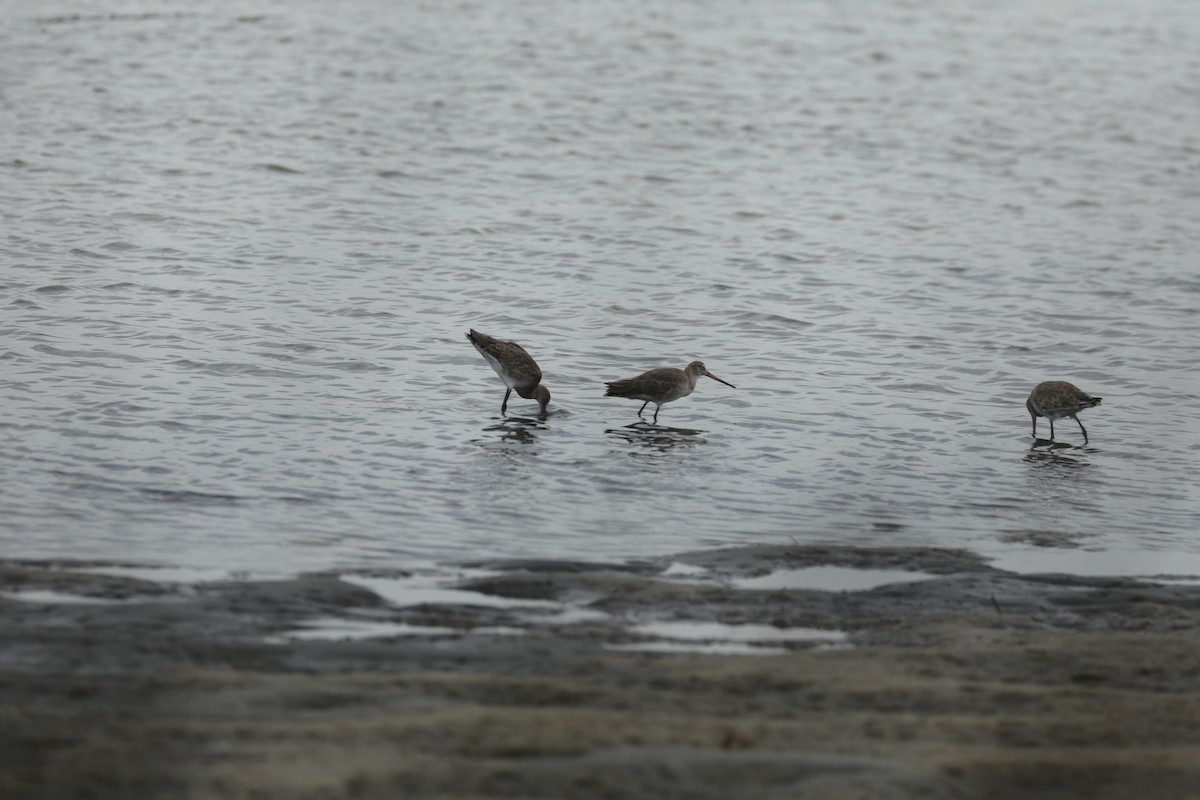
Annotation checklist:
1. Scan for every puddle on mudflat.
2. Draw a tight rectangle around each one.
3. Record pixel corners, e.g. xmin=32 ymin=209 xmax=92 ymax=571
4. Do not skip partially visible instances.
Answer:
xmin=325 ymin=573 xmax=609 ymax=637
xmin=659 ymin=562 xmax=710 ymax=578
xmin=989 ymin=549 xmax=1200 ymax=578
xmin=633 ymin=619 xmax=847 ymax=644
xmin=524 ymin=606 xmax=609 ymax=625
xmin=610 ymin=619 xmax=847 ymax=655
xmin=607 ymin=641 xmax=789 ymax=656
xmin=264 ymin=573 xmax=607 ymax=642
xmin=265 ymin=616 xmax=525 ymax=643
xmin=735 ymin=567 xmax=938 ymax=592
xmin=345 ymin=574 xmax=561 ymax=610
xmin=1140 ymin=576 xmax=1200 ymax=586
xmin=77 ymin=565 xmax=261 ymax=584
xmin=0 ymin=589 xmax=129 ymax=605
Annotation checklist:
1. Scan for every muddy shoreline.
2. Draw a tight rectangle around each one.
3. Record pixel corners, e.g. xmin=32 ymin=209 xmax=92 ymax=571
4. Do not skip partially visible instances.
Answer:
xmin=3 ymin=544 xmax=1198 ymax=799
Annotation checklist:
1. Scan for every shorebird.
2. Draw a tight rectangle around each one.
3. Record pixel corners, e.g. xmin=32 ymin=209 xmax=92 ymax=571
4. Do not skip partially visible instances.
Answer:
xmin=1026 ymin=381 xmax=1102 ymax=443
xmin=605 ymin=360 xmax=735 ymax=424
xmin=466 ymin=329 xmax=551 ymax=416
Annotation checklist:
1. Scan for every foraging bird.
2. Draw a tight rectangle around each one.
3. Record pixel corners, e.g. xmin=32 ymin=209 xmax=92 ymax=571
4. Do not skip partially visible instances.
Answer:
xmin=1026 ymin=381 xmax=1102 ymax=443
xmin=466 ymin=329 xmax=551 ymax=416
xmin=605 ymin=360 xmax=735 ymax=424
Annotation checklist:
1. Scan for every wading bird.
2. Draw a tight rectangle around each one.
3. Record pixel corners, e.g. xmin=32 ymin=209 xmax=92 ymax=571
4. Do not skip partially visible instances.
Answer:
xmin=1026 ymin=381 xmax=1102 ymax=443
xmin=605 ymin=360 xmax=735 ymax=424
xmin=466 ymin=329 xmax=551 ymax=417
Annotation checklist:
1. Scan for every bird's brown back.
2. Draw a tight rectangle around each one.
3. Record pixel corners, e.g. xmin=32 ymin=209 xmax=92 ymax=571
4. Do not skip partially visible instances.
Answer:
xmin=605 ymin=367 xmax=688 ymax=400
xmin=468 ymin=329 xmax=543 ymax=389
xmin=1027 ymin=381 xmax=1101 ymax=417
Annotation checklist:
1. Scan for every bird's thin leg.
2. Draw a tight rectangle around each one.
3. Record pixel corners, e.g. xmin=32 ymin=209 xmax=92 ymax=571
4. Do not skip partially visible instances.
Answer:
xmin=501 ymin=388 xmax=512 ymax=415
xmin=1072 ymin=414 xmax=1088 ymax=443
xmin=1048 ymin=418 xmax=1055 ymax=440
xmin=637 ymin=401 xmax=648 ymax=417
xmin=652 ymin=404 xmax=660 ymax=424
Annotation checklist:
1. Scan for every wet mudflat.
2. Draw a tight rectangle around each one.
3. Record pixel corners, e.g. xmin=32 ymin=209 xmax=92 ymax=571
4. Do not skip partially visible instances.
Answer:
xmin=2 ymin=544 xmax=1199 ymax=800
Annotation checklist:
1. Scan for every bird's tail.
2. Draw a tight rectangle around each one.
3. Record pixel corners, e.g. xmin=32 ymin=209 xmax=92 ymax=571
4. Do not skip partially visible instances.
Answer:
xmin=604 ymin=380 xmax=633 ymax=397
xmin=466 ymin=329 xmax=496 ymax=349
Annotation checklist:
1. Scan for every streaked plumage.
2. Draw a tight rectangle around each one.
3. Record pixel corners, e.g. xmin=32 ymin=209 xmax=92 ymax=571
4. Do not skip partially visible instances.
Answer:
xmin=605 ymin=360 xmax=735 ymax=424
xmin=1026 ymin=381 xmax=1102 ymax=443
xmin=466 ymin=329 xmax=551 ymax=416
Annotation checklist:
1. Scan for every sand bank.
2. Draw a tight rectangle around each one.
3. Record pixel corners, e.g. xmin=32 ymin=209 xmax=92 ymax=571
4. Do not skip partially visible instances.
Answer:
xmin=2 ymin=545 xmax=1198 ymax=799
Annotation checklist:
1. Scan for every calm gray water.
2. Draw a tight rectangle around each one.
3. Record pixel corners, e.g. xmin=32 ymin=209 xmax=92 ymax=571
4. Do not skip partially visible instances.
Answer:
xmin=3 ymin=0 xmax=1198 ymax=577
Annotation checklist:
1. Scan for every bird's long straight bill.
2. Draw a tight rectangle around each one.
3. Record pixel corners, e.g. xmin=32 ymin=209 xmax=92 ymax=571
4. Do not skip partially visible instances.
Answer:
xmin=705 ymin=372 xmax=736 ymax=388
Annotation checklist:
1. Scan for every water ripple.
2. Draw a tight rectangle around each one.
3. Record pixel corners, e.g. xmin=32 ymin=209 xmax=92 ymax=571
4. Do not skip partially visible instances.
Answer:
xmin=1 ymin=0 xmax=1197 ymax=575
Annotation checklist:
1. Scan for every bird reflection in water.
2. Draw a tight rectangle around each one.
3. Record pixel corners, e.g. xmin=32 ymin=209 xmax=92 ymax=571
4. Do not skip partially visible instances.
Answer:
xmin=607 ymin=421 xmax=706 ymax=452
xmin=1024 ymin=438 xmax=1093 ymax=469
xmin=481 ymin=416 xmax=545 ymax=446
xmin=1030 ymin=437 xmax=1076 ymax=451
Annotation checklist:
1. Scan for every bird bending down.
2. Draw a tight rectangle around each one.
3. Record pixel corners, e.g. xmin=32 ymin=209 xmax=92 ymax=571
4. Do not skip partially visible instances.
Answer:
xmin=605 ymin=360 xmax=735 ymax=424
xmin=466 ymin=329 xmax=551 ymax=416
xmin=1026 ymin=381 xmax=1102 ymax=443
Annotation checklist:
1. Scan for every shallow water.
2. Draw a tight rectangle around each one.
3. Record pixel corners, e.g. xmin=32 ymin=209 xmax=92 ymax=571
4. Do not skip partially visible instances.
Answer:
xmin=3 ymin=0 xmax=1198 ymax=576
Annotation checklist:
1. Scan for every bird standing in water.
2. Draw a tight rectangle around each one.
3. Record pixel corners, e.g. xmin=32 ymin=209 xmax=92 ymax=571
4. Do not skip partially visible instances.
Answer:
xmin=605 ymin=360 xmax=735 ymax=424
xmin=466 ymin=329 xmax=551 ymax=417
xmin=1026 ymin=381 xmax=1102 ymax=443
